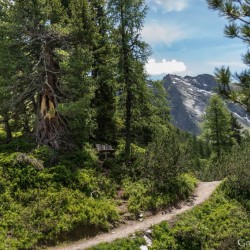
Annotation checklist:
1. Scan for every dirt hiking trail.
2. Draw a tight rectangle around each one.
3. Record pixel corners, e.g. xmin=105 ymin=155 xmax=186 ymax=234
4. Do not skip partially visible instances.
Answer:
xmin=48 ymin=181 xmax=221 ymax=250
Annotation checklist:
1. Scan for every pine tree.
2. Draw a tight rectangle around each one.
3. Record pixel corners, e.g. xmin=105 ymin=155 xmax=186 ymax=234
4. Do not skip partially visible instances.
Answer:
xmin=206 ymin=0 xmax=250 ymax=111
xmin=234 ymin=69 xmax=250 ymax=111
xmin=202 ymin=95 xmax=234 ymax=157
xmin=214 ymin=66 xmax=231 ymax=96
xmin=108 ymin=0 xmax=150 ymax=156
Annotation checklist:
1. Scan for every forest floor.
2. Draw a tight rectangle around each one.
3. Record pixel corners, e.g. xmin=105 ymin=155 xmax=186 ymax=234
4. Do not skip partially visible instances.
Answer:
xmin=48 ymin=181 xmax=221 ymax=250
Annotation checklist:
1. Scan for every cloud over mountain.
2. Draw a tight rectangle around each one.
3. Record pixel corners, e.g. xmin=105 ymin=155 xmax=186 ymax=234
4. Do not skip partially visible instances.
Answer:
xmin=145 ymin=59 xmax=187 ymax=75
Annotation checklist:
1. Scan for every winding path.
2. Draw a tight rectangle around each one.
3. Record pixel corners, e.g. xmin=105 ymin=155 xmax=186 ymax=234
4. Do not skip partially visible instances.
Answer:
xmin=48 ymin=181 xmax=221 ymax=250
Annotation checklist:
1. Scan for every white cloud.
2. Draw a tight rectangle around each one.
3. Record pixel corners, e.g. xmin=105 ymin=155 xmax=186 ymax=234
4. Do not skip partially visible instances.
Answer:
xmin=149 ymin=0 xmax=189 ymax=12
xmin=142 ymin=23 xmax=188 ymax=45
xmin=145 ymin=58 xmax=187 ymax=75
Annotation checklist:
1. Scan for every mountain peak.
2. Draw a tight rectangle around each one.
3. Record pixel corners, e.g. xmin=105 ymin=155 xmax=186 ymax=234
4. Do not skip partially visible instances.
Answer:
xmin=162 ymin=74 xmax=250 ymax=134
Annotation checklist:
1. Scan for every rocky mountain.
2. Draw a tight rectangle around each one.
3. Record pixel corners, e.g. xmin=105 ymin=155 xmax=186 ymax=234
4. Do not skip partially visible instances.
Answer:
xmin=162 ymin=74 xmax=250 ymax=135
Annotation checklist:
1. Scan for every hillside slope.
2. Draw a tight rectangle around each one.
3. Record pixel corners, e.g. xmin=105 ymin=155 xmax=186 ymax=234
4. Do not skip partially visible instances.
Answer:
xmin=48 ymin=181 xmax=220 ymax=250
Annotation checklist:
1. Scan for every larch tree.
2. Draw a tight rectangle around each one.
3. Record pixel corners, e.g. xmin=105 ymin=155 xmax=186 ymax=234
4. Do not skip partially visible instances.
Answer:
xmin=90 ymin=0 xmax=118 ymax=144
xmin=202 ymin=95 xmax=234 ymax=157
xmin=108 ymin=0 xmax=150 ymax=156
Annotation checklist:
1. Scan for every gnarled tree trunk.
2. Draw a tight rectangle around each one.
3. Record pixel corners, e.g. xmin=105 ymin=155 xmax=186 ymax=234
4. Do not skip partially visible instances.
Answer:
xmin=36 ymin=43 xmax=63 ymax=150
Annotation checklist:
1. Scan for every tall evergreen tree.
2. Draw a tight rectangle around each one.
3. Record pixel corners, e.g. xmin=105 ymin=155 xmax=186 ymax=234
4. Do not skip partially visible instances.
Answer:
xmin=108 ymin=0 xmax=150 ymax=156
xmin=202 ymin=95 xmax=234 ymax=157
xmin=90 ymin=0 xmax=118 ymax=144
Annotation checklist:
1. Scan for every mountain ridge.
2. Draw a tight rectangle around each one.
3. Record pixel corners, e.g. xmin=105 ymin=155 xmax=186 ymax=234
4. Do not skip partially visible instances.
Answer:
xmin=162 ymin=74 xmax=250 ymax=134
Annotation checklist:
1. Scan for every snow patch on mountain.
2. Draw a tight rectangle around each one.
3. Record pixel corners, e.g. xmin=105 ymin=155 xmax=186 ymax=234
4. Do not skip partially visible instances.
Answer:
xmin=162 ymin=74 xmax=250 ymax=134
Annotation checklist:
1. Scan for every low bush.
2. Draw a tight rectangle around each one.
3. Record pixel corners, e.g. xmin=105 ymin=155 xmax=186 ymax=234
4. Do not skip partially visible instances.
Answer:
xmin=88 ymin=236 xmax=146 ymax=250
xmin=76 ymin=168 xmax=117 ymax=198
xmin=122 ymin=178 xmax=152 ymax=215
xmin=0 ymin=135 xmax=36 ymax=153
xmin=0 ymin=152 xmax=119 ymax=249
xmin=0 ymin=188 xmax=119 ymax=249
xmin=122 ymin=174 xmax=197 ymax=215
xmin=151 ymin=182 xmax=250 ymax=250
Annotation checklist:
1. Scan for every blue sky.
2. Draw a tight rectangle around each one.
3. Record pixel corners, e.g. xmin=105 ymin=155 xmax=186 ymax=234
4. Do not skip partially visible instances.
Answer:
xmin=143 ymin=0 xmax=247 ymax=78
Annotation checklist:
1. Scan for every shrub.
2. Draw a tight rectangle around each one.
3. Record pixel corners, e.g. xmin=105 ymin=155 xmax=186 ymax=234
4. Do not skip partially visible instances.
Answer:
xmin=122 ymin=174 xmax=197 ymax=215
xmin=0 ymin=152 xmax=120 ymax=249
xmin=150 ymin=185 xmax=250 ymax=250
xmin=76 ymin=168 xmax=116 ymax=198
xmin=58 ymin=143 xmax=99 ymax=169
xmin=225 ymin=145 xmax=250 ymax=198
xmin=31 ymin=145 xmax=57 ymax=166
xmin=0 ymin=135 xmax=36 ymax=153
xmin=88 ymin=236 xmax=146 ymax=250
xmin=140 ymin=132 xmax=191 ymax=193
xmin=122 ymin=178 xmax=151 ymax=215
xmin=0 ymin=187 xmax=119 ymax=249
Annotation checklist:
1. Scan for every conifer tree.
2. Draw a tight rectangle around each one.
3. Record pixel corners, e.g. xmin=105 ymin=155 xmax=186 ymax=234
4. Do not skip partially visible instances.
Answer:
xmin=108 ymin=0 xmax=150 ymax=156
xmin=0 ymin=0 xmax=96 ymax=149
xmin=230 ymin=113 xmax=243 ymax=145
xmin=90 ymin=0 xmax=118 ymax=144
xmin=214 ymin=66 xmax=231 ymax=96
xmin=202 ymin=95 xmax=234 ymax=157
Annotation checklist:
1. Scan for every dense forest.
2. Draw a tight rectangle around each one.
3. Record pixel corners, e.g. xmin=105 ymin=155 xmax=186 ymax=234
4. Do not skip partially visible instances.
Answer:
xmin=0 ymin=0 xmax=249 ymax=249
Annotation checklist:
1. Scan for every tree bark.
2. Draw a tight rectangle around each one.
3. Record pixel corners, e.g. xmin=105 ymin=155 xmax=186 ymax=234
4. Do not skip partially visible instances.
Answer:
xmin=3 ymin=113 xmax=12 ymax=142
xmin=120 ymin=1 xmax=132 ymax=157
xmin=215 ymin=108 xmax=220 ymax=157
xmin=36 ymin=43 xmax=62 ymax=150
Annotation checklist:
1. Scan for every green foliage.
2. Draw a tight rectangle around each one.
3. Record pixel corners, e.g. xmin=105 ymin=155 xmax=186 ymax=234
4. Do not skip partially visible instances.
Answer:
xmin=108 ymin=0 xmax=151 ymax=156
xmin=31 ymin=145 xmax=57 ymax=167
xmin=141 ymin=132 xmax=192 ymax=192
xmin=87 ymin=181 xmax=250 ymax=250
xmin=214 ymin=66 xmax=231 ymax=96
xmin=218 ymin=144 xmax=250 ymax=201
xmin=122 ymin=178 xmax=152 ymax=215
xmin=206 ymin=0 xmax=250 ymax=112
xmin=81 ymin=143 xmax=99 ymax=166
xmin=198 ymin=143 xmax=250 ymax=189
xmin=0 ymin=151 xmax=119 ymax=249
xmin=0 ymin=135 xmax=36 ymax=153
xmin=151 ymin=183 xmax=250 ymax=250
xmin=122 ymin=174 xmax=197 ymax=215
xmin=0 ymin=126 xmax=6 ymax=141
xmin=48 ymin=165 xmax=74 ymax=187
xmin=58 ymin=144 xmax=98 ymax=169
xmin=103 ymin=141 xmax=146 ymax=182
xmin=0 ymin=188 xmax=119 ymax=249
xmin=202 ymin=95 xmax=234 ymax=157
xmin=88 ymin=236 xmax=146 ymax=250
xmin=76 ymin=168 xmax=117 ymax=198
